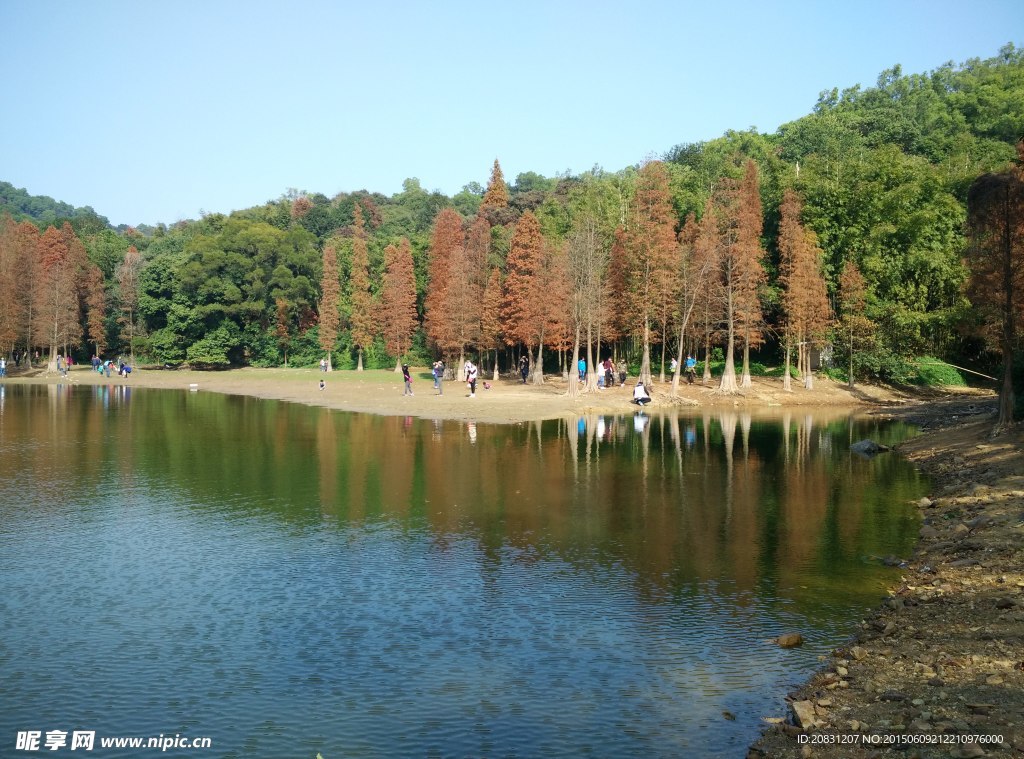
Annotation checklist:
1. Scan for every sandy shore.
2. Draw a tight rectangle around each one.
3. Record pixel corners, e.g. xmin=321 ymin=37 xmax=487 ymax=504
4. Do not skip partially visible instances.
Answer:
xmin=4 ymin=364 xmax=928 ymax=424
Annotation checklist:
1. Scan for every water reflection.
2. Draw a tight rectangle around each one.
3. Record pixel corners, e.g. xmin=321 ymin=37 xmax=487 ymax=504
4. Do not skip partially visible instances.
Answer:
xmin=0 ymin=386 xmax=925 ymax=757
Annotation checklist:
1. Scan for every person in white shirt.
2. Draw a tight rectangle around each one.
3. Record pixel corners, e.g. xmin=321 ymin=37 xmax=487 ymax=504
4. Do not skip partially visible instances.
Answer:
xmin=465 ymin=361 xmax=478 ymax=397
xmin=632 ymin=381 xmax=651 ymax=406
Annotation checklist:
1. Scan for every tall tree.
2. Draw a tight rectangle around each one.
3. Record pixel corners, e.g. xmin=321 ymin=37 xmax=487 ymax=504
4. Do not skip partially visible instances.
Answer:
xmin=734 ymin=160 xmax=767 ymax=388
xmin=481 ymin=159 xmax=509 ymax=212
xmin=694 ymin=199 xmax=723 ymax=384
xmin=0 ymin=216 xmax=27 ymax=356
xmin=380 ymin=237 xmax=418 ymax=369
xmin=670 ymin=212 xmax=715 ymax=394
xmin=623 ymin=161 xmax=678 ymax=386
xmin=500 ymin=211 xmax=545 ymax=383
xmin=480 ymin=267 xmax=503 ymax=381
xmin=274 ymin=297 xmax=290 ymax=365
xmin=349 ymin=203 xmax=376 ymax=371
xmin=39 ymin=223 xmax=86 ymax=370
xmin=115 ymin=245 xmax=142 ymax=366
xmin=84 ymin=263 xmax=107 ymax=357
xmin=318 ymin=243 xmax=340 ymax=371
xmin=566 ymin=209 xmax=611 ymax=395
xmin=424 ymin=208 xmax=466 ymax=372
xmin=778 ymin=189 xmax=832 ymax=390
xmin=966 ymin=142 xmax=1024 ymax=429
xmin=837 ymin=260 xmax=875 ymax=388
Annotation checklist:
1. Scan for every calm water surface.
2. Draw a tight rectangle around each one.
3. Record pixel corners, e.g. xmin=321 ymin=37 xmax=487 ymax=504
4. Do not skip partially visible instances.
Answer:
xmin=0 ymin=384 xmax=925 ymax=757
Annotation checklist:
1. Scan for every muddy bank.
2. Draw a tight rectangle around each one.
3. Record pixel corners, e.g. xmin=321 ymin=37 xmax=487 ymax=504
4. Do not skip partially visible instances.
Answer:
xmin=751 ymin=395 xmax=1024 ymax=759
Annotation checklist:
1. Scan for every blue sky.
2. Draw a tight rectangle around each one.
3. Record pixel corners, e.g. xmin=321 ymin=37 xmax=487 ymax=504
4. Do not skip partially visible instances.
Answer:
xmin=1 ymin=0 xmax=1020 ymax=227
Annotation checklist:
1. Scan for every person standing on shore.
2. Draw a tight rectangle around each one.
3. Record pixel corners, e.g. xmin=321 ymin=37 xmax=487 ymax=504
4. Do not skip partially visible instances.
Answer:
xmin=577 ymin=356 xmax=586 ymax=382
xmin=466 ymin=360 xmax=478 ymax=398
xmin=518 ymin=355 xmax=529 ymax=384
xmin=432 ymin=360 xmax=444 ymax=395
xmin=402 ymin=364 xmax=414 ymax=396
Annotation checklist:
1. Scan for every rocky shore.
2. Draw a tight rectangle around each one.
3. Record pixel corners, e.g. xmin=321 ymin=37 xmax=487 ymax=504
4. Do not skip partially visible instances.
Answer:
xmin=751 ymin=396 xmax=1024 ymax=758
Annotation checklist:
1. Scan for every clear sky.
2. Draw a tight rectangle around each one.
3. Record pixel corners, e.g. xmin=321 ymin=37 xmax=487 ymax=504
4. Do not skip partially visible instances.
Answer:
xmin=1 ymin=0 xmax=1020 ymax=227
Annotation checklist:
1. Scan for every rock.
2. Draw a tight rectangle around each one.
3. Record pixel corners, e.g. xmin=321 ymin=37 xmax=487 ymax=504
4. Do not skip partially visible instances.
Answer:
xmin=951 ymin=745 xmax=987 ymax=758
xmin=851 ymin=439 xmax=890 ymax=457
xmin=722 ymin=710 xmax=736 ymax=720
xmin=994 ymin=597 xmax=1018 ymax=609
xmin=918 ymin=496 xmax=934 ymax=508
xmin=920 ymin=525 xmax=941 ymax=539
xmin=775 ymin=633 xmax=804 ymax=648
xmin=791 ymin=700 xmax=817 ymax=728
xmin=850 ymin=646 xmax=869 ymax=660
xmin=836 ymin=665 xmax=849 ymax=677
xmin=879 ymin=690 xmax=909 ymax=701
xmin=951 ymin=523 xmax=971 ymax=539
xmin=985 ymin=675 xmax=1004 ymax=685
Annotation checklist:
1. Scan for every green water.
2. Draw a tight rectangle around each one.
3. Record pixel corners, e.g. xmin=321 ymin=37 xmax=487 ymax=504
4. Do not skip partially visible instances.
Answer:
xmin=0 ymin=384 xmax=925 ymax=757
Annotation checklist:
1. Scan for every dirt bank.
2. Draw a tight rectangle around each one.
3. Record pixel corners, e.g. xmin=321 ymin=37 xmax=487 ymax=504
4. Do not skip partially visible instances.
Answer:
xmin=4 ymin=364 xmax=934 ymax=424
xmin=751 ymin=395 xmax=1024 ymax=759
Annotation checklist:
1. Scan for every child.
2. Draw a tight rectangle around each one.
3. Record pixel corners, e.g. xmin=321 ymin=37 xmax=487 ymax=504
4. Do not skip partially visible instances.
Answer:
xmin=402 ymin=364 xmax=414 ymax=396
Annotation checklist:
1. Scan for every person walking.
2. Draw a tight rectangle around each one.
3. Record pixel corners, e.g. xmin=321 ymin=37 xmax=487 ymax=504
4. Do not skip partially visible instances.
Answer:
xmin=684 ymin=354 xmax=697 ymax=384
xmin=465 ymin=360 xmax=478 ymax=398
xmin=0 ymin=357 xmax=6 ymax=378
xmin=518 ymin=354 xmax=529 ymax=384
xmin=432 ymin=359 xmax=445 ymax=395
xmin=402 ymin=364 xmax=414 ymax=396
xmin=577 ymin=356 xmax=586 ymax=382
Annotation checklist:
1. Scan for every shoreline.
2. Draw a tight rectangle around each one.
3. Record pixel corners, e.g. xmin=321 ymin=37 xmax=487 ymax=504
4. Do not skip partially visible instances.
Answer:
xmin=0 ymin=364 xmax=950 ymax=425
xmin=752 ymin=398 xmax=1024 ymax=758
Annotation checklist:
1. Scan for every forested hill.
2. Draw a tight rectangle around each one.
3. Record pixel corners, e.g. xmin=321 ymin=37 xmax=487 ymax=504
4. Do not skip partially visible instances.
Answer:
xmin=0 ymin=181 xmax=110 ymax=235
xmin=1 ymin=44 xmax=1021 ymax=381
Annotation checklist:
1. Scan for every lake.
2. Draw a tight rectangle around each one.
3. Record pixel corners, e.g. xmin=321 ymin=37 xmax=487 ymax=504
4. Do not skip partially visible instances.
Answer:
xmin=0 ymin=384 xmax=925 ymax=757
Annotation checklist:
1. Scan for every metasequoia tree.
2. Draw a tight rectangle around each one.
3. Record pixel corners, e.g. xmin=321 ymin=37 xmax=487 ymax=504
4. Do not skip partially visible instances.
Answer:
xmin=380 ymin=237 xmax=418 ymax=370
xmin=623 ymin=161 xmax=678 ymax=387
xmin=349 ymin=203 xmax=376 ymax=371
xmin=734 ymin=160 xmax=767 ymax=388
xmin=481 ymin=159 xmax=509 ymax=212
xmin=694 ymin=200 xmax=722 ymax=384
xmin=500 ymin=211 xmax=546 ymax=383
xmin=538 ymin=239 xmax=572 ymax=379
xmin=39 ymin=223 xmax=86 ymax=371
xmin=84 ymin=264 xmax=106 ymax=357
xmin=669 ymin=212 xmax=715 ymax=395
xmin=778 ymin=189 xmax=831 ymax=390
xmin=566 ymin=210 xmax=611 ymax=395
xmin=424 ymin=208 xmax=467 ymax=374
xmin=966 ymin=142 xmax=1024 ymax=429
xmin=115 ymin=245 xmax=142 ymax=366
xmin=838 ymin=260 xmax=874 ymax=388
xmin=0 ymin=216 xmax=27 ymax=356
xmin=274 ymin=297 xmax=290 ymax=365
xmin=318 ymin=244 xmax=340 ymax=371
xmin=480 ymin=267 xmax=503 ymax=380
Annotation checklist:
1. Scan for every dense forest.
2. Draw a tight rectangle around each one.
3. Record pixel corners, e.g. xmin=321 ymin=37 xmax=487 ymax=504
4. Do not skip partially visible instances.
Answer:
xmin=1 ymin=46 xmax=1022 ymax=407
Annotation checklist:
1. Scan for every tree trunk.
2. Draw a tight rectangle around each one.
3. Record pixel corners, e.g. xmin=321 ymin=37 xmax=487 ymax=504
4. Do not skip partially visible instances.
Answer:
xmin=739 ymin=327 xmax=752 ymax=388
xmin=356 ymin=348 xmax=364 ymax=372
xmin=782 ymin=334 xmax=792 ymax=392
xmin=639 ymin=319 xmax=652 ymax=386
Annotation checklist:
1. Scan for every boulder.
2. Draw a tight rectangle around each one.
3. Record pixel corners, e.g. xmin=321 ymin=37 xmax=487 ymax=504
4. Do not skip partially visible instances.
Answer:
xmin=775 ymin=633 xmax=804 ymax=648
xmin=850 ymin=439 xmax=891 ymax=457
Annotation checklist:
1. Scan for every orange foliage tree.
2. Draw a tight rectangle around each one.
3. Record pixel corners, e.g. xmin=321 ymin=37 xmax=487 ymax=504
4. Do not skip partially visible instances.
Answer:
xmin=39 ymin=223 xmax=87 ymax=370
xmin=500 ymin=211 xmax=546 ymax=383
xmin=318 ymin=243 xmax=340 ymax=371
xmin=778 ymin=189 xmax=832 ymax=390
xmin=424 ymin=208 xmax=467 ymax=373
xmin=380 ymin=237 xmax=418 ymax=369
xmin=84 ymin=263 xmax=106 ymax=357
xmin=349 ymin=203 xmax=376 ymax=371
xmin=623 ymin=161 xmax=679 ymax=386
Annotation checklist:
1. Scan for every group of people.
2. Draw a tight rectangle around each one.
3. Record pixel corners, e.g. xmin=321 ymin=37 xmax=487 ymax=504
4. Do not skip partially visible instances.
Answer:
xmin=90 ymin=355 xmax=131 ymax=377
xmin=576 ymin=357 xmax=628 ymax=388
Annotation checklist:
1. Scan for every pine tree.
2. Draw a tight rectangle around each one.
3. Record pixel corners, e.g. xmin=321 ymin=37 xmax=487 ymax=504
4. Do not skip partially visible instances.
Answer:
xmin=319 ymin=244 xmax=340 ymax=371
xmin=349 ymin=203 xmax=376 ymax=371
